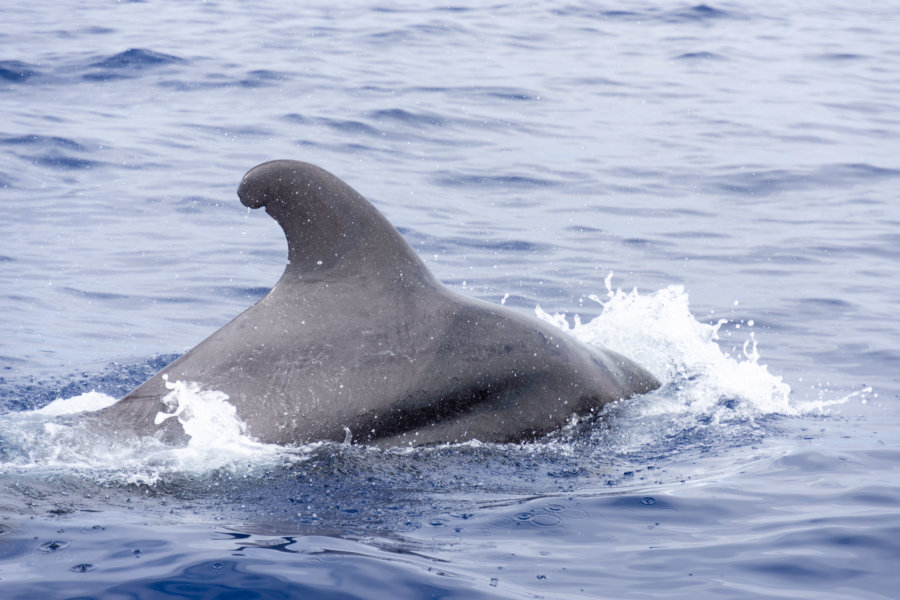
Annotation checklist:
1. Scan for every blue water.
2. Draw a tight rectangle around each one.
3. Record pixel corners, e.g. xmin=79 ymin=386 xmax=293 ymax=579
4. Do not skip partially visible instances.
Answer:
xmin=2 ymin=1 xmax=899 ymax=598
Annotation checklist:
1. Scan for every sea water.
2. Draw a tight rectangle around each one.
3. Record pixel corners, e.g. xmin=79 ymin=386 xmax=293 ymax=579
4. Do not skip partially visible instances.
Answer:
xmin=1 ymin=1 xmax=899 ymax=598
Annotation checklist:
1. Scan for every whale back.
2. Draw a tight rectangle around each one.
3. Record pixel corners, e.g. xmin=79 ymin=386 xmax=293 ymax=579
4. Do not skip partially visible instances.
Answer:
xmin=98 ymin=160 xmax=660 ymax=446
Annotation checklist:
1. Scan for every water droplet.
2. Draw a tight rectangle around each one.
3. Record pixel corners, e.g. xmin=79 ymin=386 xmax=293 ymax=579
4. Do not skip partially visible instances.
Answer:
xmin=80 ymin=525 xmax=105 ymax=533
xmin=640 ymin=497 xmax=656 ymax=505
xmin=532 ymin=514 xmax=561 ymax=527
xmin=37 ymin=540 xmax=70 ymax=553
xmin=70 ymin=563 xmax=95 ymax=573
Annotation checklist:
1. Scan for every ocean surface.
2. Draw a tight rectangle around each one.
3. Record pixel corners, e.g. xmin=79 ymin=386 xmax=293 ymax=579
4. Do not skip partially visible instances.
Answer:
xmin=2 ymin=1 xmax=899 ymax=598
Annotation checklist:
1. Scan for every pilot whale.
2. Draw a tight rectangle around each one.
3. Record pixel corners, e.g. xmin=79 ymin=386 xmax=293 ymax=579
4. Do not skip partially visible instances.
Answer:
xmin=97 ymin=160 xmax=659 ymax=446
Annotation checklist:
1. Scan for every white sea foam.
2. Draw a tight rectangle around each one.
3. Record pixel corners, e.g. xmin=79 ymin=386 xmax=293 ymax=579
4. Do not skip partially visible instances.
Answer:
xmin=536 ymin=274 xmax=860 ymax=421
xmin=143 ymin=375 xmax=296 ymax=476
xmin=36 ymin=390 xmax=118 ymax=416
xmin=2 ymin=378 xmax=306 ymax=483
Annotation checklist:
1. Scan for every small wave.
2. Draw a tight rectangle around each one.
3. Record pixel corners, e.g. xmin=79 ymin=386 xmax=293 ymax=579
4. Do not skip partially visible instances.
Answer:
xmin=83 ymin=48 xmax=184 ymax=82
xmin=174 ymin=195 xmax=223 ymax=214
xmin=367 ymin=108 xmax=447 ymax=128
xmin=288 ymin=109 xmax=495 ymax=148
xmin=0 ymin=60 xmax=39 ymax=82
xmin=405 ymin=85 xmax=539 ymax=102
xmin=551 ymin=7 xmax=640 ymax=20
xmin=240 ymin=69 xmax=290 ymax=88
xmin=664 ymin=4 xmax=734 ymax=23
xmin=557 ymin=3 xmax=735 ymax=24
xmin=796 ymin=297 xmax=856 ymax=310
xmin=708 ymin=163 xmax=900 ymax=196
xmin=31 ymin=153 xmax=103 ymax=171
xmin=816 ymin=53 xmax=867 ymax=62
xmin=364 ymin=19 xmax=471 ymax=44
xmin=432 ymin=171 xmax=561 ymax=189
xmin=157 ymin=79 xmax=231 ymax=91
xmin=318 ymin=117 xmax=381 ymax=136
xmin=444 ymin=236 xmax=545 ymax=253
xmin=61 ymin=287 xmax=136 ymax=303
xmin=90 ymin=48 xmax=183 ymax=70
xmin=0 ymin=134 xmax=85 ymax=151
xmin=280 ymin=113 xmax=310 ymax=125
xmin=1 ymin=134 xmax=102 ymax=171
xmin=470 ymin=87 xmax=538 ymax=102
xmin=675 ymin=51 xmax=727 ymax=61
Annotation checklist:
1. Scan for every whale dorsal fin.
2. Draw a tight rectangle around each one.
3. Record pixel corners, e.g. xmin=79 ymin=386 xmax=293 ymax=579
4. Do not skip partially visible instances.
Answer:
xmin=238 ymin=160 xmax=432 ymax=283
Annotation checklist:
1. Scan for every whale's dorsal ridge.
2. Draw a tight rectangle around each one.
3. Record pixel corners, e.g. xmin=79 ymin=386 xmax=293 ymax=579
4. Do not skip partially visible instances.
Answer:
xmin=99 ymin=160 xmax=661 ymax=446
xmin=238 ymin=160 xmax=429 ymax=281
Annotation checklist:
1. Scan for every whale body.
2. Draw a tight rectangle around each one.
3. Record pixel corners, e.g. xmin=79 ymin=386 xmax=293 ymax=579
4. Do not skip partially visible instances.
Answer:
xmin=97 ymin=160 xmax=659 ymax=446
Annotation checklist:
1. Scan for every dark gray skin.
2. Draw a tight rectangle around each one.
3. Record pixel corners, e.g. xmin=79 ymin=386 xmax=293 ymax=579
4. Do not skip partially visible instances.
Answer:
xmin=97 ymin=160 xmax=659 ymax=446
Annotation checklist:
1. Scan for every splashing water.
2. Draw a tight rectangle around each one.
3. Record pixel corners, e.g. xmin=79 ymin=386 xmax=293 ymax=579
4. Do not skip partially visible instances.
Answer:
xmin=537 ymin=275 xmax=860 ymax=422
xmin=2 ymin=377 xmax=298 ymax=484
xmin=531 ymin=276 xmax=872 ymax=468
xmin=1 ymin=278 xmax=864 ymax=480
